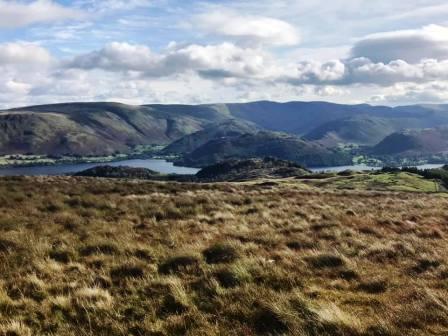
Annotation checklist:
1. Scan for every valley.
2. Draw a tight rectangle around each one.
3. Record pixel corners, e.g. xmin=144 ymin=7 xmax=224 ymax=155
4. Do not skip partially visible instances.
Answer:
xmin=2 ymin=101 xmax=448 ymax=169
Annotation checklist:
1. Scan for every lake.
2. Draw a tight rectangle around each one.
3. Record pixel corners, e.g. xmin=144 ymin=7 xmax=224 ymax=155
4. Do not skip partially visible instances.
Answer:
xmin=0 ymin=160 xmax=444 ymax=177
xmin=0 ymin=159 xmax=200 ymax=176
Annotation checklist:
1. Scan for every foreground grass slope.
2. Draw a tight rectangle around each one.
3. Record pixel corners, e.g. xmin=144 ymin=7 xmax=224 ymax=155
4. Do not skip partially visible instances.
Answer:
xmin=302 ymin=171 xmax=442 ymax=192
xmin=0 ymin=177 xmax=447 ymax=335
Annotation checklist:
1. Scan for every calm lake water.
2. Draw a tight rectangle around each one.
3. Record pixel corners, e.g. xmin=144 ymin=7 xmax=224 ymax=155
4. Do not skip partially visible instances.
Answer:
xmin=0 ymin=159 xmax=200 ymax=176
xmin=0 ymin=160 xmax=444 ymax=177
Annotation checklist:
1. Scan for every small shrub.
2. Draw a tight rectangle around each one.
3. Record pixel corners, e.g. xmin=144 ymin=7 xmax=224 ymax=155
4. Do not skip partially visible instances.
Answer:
xmin=203 ymin=244 xmax=239 ymax=264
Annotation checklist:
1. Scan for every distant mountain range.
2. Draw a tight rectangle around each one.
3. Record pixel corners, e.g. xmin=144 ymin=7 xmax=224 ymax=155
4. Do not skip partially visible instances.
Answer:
xmin=2 ymin=101 xmax=448 ymax=167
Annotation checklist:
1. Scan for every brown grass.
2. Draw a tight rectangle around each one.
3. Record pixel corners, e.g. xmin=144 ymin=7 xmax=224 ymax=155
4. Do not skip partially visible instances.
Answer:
xmin=0 ymin=175 xmax=446 ymax=335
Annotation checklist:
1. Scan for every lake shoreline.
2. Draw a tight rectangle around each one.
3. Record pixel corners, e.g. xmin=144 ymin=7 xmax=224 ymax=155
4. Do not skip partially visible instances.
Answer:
xmin=0 ymin=157 xmax=445 ymax=177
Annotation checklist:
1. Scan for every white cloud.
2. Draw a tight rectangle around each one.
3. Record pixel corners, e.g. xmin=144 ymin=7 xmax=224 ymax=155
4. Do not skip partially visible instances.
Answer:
xmin=66 ymin=40 xmax=448 ymax=89
xmin=370 ymin=82 xmax=448 ymax=104
xmin=68 ymin=42 xmax=275 ymax=79
xmin=282 ymin=57 xmax=448 ymax=87
xmin=351 ymin=24 xmax=448 ymax=63
xmin=196 ymin=10 xmax=300 ymax=47
xmin=0 ymin=0 xmax=84 ymax=28
xmin=68 ymin=42 xmax=158 ymax=71
xmin=75 ymin=0 xmax=153 ymax=13
xmin=0 ymin=80 xmax=31 ymax=95
xmin=0 ymin=42 xmax=52 ymax=66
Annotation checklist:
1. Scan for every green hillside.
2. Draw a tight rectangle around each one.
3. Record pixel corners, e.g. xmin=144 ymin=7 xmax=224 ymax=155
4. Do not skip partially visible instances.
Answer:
xmin=162 ymin=119 xmax=259 ymax=155
xmin=176 ymin=131 xmax=351 ymax=168
xmin=372 ymin=127 xmax=448 ymax=155
xmin=2 ymin=101 xmax=448 ymax=164
xmin=303 ymin=116 xmax=422 ymax=146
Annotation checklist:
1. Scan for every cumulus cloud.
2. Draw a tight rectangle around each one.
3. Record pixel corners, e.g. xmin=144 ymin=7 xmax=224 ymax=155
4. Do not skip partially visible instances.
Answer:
xmin=351 ymin=24 xmax=448 ymax=63
xmin=6 ymin=23 xmax=448 ymax=107
xmin=196 ymin=10 xmax=300 ymax=47
xmin=68 ymin=42 xmax=158 ymax=71
xmin=0 ymin=0 xmax=84 ymax=28
xmin=66 ymin=40 xmax=448 ymax=89
xmin=370 ymin=82 xmax=448 ymax=104
xmin=68 ymin=42 xmax=275 ymax=79
xmin=0 ymin=42 xmax=52 ymax=66
xmin=282 ymin=57 xmax=448 ymax=87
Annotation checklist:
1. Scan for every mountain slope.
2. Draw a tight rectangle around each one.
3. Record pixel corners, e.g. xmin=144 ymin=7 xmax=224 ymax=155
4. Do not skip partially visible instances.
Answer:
xmin=176 ymin=131 xmax=351 ymax=168
xmin=303 ymin=116 xmax=423 ymax=146
xmin=2 ymin=101 xmax=448 ymax=159
xmin=372 ymin=127 xmax=448 ymax=155
xmin=0 ymin=103 xmax=224 ymax=155
xmin=223 ymin=101 xmax=448 ymax=135
xmin=162 ymin=119 xmax=259 ymax=155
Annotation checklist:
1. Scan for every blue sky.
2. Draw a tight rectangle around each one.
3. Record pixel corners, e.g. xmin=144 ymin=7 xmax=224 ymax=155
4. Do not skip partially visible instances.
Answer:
xmin=2 ymin=0 xmax=448 ymax=107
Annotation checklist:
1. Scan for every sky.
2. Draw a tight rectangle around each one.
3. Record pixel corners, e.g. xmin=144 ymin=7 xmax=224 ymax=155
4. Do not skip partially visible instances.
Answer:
xmin=2 ymin=0 xmax=448 ymax=108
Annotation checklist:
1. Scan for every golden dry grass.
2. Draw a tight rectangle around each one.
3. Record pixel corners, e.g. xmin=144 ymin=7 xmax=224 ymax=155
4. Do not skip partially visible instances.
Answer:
xmin=0 ymin=176 xmax=447 ymax=335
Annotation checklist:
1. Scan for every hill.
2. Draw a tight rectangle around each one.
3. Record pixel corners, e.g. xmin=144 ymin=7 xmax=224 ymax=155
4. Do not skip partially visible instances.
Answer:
xmin=0 ymin=102 xmax=223 ymax=156
xmin=303 ymin=116 xmax=420 ymax=146
xmin=223 ymin=101 xmax=448 ymax=135
xmin=3 ymin=101 xmax=448 ymax=163
xmin=195 ymin=157 xmax=310 ymax=181
xmin=73 ymin=158 xmax=311 ymax=182
xmin=175 ymin=131 xmax=352 ymax=168
xmin=162 ymin=119 xmax=259 ymax=155
xmin=372 ymin=127 xmax=448 ymax=155
xmin=0 ymin=176 xmax=446 ymax=335
xmin=74 ymin=165 xmax=161 ymax=179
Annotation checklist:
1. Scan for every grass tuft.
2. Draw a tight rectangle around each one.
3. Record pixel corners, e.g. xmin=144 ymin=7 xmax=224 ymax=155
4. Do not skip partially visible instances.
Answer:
xmin=159 ymin=255 xmax=201 ymax=275
xmin=203 ymin=243 xmax=239 ymax=264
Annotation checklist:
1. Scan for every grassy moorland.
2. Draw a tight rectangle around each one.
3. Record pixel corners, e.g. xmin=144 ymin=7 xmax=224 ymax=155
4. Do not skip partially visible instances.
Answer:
xmin=0 ymin=176 xmax=447 ymax=335
xmin=301 ymin=171 xmax=442 ymax=192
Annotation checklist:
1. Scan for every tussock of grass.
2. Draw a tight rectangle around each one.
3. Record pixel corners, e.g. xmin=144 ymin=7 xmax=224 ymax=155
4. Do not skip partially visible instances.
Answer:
xmin=0 ymin=321 xmax=32 ymax=336
xmin=79 ymin=243 xmax=120 ymax=256
xmin=203 ymin=243 xmax=239 ymax=264
xmin=305 ymin=253 xmax=346 ymax=269
xmin=0 ymin=176 xmax=446 ymax=335
xmin=110 ymin=264 xmax=144 ymax=280
xmin=358 ymin=279 xmax=388 ymax=294
xmin=159 ymin=255 xmax=201 ymax=275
